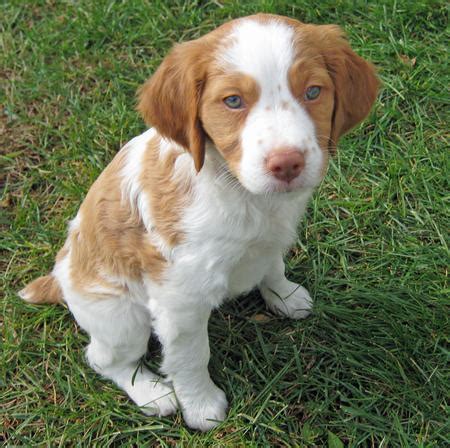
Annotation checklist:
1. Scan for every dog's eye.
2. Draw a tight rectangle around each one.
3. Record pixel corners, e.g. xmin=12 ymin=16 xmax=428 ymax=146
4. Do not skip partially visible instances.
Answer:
xmin=304 ymin=86 xmax=321 ymax=101
xmin=224 ymin=95 xmax=243 ymax=109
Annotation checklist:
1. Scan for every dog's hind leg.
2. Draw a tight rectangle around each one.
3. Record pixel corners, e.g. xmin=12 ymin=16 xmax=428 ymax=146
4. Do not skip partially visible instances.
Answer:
xmin=60 ymin=277 xmax=177 ymax=416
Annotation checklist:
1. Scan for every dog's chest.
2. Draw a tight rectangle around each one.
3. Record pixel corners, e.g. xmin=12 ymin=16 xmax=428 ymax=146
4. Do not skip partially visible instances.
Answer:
xmin=170 ymin=186 xmax=309 ymax=304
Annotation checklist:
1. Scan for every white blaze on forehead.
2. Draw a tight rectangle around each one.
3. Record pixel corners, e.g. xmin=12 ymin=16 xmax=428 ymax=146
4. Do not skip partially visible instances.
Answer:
xmin=220 ymin=18 xmax=295 ymax=94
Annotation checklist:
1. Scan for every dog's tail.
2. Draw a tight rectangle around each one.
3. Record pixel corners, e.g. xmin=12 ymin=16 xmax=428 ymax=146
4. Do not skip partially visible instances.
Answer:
xmin=19 ymin=274 xmax=63 ymax=304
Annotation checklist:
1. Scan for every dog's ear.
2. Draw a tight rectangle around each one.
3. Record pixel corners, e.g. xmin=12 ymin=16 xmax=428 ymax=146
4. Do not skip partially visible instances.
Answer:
xmin=315 ymin=25 xmax=379 ymax=151
xmin=137 ymin=39 xmax=209 ymax=172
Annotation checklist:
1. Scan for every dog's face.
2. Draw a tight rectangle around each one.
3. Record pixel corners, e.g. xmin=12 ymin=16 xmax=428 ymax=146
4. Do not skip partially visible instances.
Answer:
xmin=138 ymin=14 xmax=378 ymax=194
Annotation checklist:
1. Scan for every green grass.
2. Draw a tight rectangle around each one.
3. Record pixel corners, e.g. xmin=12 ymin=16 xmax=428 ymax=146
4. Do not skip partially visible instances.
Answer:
xmin=1 ymin=0 xmax=448 ymax=446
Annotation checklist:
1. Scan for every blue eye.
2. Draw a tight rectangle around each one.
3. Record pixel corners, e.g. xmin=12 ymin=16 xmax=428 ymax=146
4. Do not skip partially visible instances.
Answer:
xmin=305 ymin=86 xmax=321 ymax=101
xmin=224 ymin=95 xmax=243 ymax=109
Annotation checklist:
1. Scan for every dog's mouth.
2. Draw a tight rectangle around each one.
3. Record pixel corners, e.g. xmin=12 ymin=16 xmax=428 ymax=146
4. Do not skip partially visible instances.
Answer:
xmin=243 ymin=176 xmax=312 ymax=196
xmin=214 ymin=159 xmax=316 ymax=196
xmin=269 ymin=178 xmax=302 ymax=193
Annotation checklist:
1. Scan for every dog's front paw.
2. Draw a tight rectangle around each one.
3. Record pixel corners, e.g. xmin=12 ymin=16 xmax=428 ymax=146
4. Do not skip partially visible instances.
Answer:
xmin=260 ymin=280 xmax=312 ymax=319
xmin=124 ymin=372 xmax=178 ymax=417
xmin=178 ymin=380 xmax=228 ymax=431
xmin=138 ymin=380 xmax=178 ymax=417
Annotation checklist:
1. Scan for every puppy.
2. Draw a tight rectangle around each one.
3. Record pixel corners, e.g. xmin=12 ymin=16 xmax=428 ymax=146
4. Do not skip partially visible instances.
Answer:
xmin=20 ymin=14 xmax=378 ymax=431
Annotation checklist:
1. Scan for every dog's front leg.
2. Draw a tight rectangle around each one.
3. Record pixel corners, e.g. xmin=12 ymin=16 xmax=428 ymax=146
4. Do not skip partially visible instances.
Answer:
xmin=150 ymin=300 xmax=227 ymax=431
xmin=259 ymin=253 xmax=313 ymax=319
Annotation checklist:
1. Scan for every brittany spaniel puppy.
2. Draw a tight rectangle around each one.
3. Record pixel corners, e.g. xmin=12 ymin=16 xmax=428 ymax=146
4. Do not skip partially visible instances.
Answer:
xmin=20 ymin=14 xmax=378 ymax=430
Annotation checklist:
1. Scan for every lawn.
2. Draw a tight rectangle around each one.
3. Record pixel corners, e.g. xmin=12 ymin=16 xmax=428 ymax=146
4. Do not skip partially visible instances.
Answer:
xmin=1 ymin=0 xmax=448 ymax=446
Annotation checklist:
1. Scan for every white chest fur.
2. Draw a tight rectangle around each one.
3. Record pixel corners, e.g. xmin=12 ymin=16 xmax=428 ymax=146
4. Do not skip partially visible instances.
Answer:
xmin=157 ymin=154 xmax=313 ymax=308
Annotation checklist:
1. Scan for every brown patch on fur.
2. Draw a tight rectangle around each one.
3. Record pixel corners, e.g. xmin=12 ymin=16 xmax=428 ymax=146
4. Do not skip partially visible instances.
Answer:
xmin=67 ymin=146 xmax=168 ymax=298
xmin=319 ymin=27 xmax=379 ymax=150
xmin=137 ymin=22 xmax=234 ymax=172
xmin=288 ymin=56 xmax=335 ymax=151
xmin=288 ymin=22 xmax=378 ymax=153
xmin=20 ymin=275 xmax=62 ymax=304
xmin=200 ymin=70 xmax=260 ymax=175
xmin=140 ymin=137 xmax=191 ymax=247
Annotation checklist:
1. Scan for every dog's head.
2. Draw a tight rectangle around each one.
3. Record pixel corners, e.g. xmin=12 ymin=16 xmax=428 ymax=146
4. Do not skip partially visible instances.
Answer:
xmin=138 ymin=14 xmax=378 ymax=194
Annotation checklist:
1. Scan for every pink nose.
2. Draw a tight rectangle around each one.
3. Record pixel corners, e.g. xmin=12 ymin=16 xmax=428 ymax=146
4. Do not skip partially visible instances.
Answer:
xmin=266 ymin=150 xmax=305 ymax=183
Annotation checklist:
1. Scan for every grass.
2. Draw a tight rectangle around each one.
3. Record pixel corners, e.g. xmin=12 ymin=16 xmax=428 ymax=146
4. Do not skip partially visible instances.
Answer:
xmin=1 ymin=0 xmax=448 ymax=446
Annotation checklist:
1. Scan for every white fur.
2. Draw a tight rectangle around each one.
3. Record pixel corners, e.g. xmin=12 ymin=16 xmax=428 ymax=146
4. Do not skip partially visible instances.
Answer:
xmin=120 ymin=127 xmax=156 ymax=215
xmin=220 ymin=19 xmax=324 ymax=194
xmin=46 ymin=17 xmax=321 ymax=431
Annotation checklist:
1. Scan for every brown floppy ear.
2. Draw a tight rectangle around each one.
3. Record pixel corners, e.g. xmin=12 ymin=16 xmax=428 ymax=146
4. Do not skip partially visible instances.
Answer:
xmin=316 ymin=25 xmax=379 ymax=151
xmin=137 ymin=39 xmax=209 ymax=171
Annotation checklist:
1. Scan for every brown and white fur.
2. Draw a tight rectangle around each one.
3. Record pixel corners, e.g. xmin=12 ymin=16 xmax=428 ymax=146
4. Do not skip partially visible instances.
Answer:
xmin=20 ymin=14 xmax=378 ymax=431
